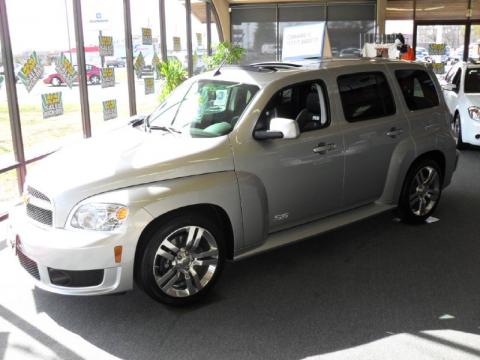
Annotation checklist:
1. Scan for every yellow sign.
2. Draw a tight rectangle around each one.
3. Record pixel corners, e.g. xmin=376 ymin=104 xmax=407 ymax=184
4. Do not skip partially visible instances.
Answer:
xmin=173 ymin=36 xmax=181 ymax=52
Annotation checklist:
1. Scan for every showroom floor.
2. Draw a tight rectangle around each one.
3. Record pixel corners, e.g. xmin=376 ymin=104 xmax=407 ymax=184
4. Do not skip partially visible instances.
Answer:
xmin=1 ymin=149 xmax=480 ymax=360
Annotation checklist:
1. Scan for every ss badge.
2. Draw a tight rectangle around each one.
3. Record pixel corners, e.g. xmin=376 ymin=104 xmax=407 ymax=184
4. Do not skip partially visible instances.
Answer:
xmin=273 ymin=213 xmax=289 ymax=221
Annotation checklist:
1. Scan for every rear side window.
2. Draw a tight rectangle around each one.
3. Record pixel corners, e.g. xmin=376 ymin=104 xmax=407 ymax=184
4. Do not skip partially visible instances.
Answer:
xmin=337 ymin=72 xmax=396 ymax=122
xmin=395 ymin=70 xmax=439 ymax=111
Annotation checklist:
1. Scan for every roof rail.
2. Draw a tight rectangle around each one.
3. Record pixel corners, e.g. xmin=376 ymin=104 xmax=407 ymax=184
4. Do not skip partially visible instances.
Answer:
xmin=249 ymin=62 xmax=303 ymax=70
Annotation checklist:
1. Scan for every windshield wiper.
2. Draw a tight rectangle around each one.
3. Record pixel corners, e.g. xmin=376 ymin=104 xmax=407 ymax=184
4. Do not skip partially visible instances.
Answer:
xmin=148 ymin=125 xmax=181 ymax=134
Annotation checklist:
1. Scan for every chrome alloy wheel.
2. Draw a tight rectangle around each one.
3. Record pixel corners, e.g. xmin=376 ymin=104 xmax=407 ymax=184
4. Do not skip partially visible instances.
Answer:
xmin=408 ymin=166 xmax=441 ymax=216
xmin=153 ymin=226 xmax=219 ymax=298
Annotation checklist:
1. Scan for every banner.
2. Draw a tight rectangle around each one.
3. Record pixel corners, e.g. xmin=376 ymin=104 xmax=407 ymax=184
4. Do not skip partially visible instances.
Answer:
xmin=101 ymin=67 xmax=115 ymax=88
xmin=99 ymin=35 xmax=114 ymax=56
xmin=196 ymin=33 xmax=203 ymax=47
xmin=134 ymin=52 xmax=145 ymax=79
xmin=144 ymin=77 xmax=154 ymax=95
xmin=282 ymin=23 xmax=327 ymax=61
xmin=432 ymin=63 xmax=446 ymax=75
xmin=428 ymin=43 xmax=447 ymax=56
xmin=173 ymin=37 xmax=181 ymax=52
xmin=17 ymin=51 xmax=44 ymax=92
xmin=103 ymin=99 xmax=117 ymax=121
xmin=42 ymin=92 xmax=64 ymax=119
xmin=152 ymin=52 xmax=160 ymax=77
xmin=142 ymin=27 xmax=152 ymax=45
xmin=55 ymin=52 xmax=77 ymax=89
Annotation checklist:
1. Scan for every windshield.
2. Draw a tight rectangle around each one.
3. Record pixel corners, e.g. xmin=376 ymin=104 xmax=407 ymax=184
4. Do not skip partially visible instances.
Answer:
xmin=148 ymin=79 xmax=259 ymax=138
xmin=465 ymin=68 xmax=480 ymax=93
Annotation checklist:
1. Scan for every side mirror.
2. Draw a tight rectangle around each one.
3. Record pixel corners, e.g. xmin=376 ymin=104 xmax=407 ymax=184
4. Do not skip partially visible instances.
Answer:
xmin=254 ymin=117 xmax=300 ymax=140
xmin=442 ymin=83 xmax=457 ymax=91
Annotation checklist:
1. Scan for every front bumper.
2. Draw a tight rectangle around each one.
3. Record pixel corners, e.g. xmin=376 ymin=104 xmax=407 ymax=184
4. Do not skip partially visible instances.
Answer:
xmin=461 ymin=115 xmax=480 ymax=145
xmin=6 ymin=204 xmax=152 ymax=296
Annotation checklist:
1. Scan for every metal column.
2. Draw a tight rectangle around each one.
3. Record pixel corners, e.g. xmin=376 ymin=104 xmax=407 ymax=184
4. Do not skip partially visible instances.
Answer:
xmin=0 ymin=0 xmax=26 ymax=192
xmin=185 ymin=0 xmax=193 ymax=77
xmin=206 ymin=1 xmax=212 ymax=55
xmin=123 ymin=0 xmax=136 ymax=115
xmin=72 ymin=0 xmax=91 ymax=138
xmin=159 ymin=0 xmax=168 ymax=62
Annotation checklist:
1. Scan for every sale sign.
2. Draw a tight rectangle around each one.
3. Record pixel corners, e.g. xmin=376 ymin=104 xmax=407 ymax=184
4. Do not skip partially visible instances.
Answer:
xmin=55 ymin=52 xmax=77 ymax=88
xmin=17 ymin=51 xmax=44 ymax=92
xmin=42 ymin=92 xmax=64 ymax=119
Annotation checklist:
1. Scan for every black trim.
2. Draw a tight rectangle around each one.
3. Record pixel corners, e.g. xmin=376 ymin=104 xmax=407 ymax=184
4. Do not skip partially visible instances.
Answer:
xmin=48 ymin=268 xmax=104 ymax=288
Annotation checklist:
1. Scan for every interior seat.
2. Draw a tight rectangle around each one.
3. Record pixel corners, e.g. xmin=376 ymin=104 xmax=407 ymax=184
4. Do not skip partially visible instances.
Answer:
xmin=295 ymin=91 xmax=324 ymax=132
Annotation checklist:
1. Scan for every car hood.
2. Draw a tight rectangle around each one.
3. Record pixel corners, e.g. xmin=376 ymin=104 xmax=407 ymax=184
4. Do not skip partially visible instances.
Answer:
xmin=464 ymin=94 xmax=480 ymax=106
xmin=27 ymin=125 xmax=234 ymax=226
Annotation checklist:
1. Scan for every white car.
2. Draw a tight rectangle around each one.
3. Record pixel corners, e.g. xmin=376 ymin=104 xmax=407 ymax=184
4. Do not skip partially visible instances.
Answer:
xmin=442 ymin=62 xmax=480 ymax=148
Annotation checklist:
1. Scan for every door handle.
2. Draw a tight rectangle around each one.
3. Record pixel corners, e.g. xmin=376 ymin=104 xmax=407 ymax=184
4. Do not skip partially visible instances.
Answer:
xmin=386 ymin=127 xmax=404 ymax=138
xmin=313 ymin=142 xmax=337 ymax=154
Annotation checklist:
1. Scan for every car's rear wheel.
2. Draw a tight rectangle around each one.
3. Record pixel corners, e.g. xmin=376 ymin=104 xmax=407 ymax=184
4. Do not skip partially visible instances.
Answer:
xmin=398 ymin=159 xmax=442 ymax=224
xmin=137 ymin=212 xmax=225 ymax=305
xmin=51 ymin=77 xmax=61 ymax=86
xmin=89 ymin=75 xmax=100 ymax=85
xmin=452 ymin=113 xmax=467 ymax=150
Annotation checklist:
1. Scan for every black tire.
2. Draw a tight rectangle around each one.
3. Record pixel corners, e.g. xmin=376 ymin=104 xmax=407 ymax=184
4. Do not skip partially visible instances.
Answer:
xmin=398 ymin=158 xmax=443 ymax=224
xmin=136 ymin=212 xmax=225 ymax=306
xmin=453 ymin=113 xmax=467 ymax=150
xmin=89 ymin=75 xmax=100 ymax=85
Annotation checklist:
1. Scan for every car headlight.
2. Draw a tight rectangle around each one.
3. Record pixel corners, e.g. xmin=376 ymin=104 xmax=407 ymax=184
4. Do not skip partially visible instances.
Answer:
xmin=71 ymin=203 xmax=128 ymax=231
xmin=468 ymin=106 xmax=480 ymax=122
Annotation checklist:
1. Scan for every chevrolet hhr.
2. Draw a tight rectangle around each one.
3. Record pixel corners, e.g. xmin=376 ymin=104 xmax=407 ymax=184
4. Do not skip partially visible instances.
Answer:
xmin=7 ymin=59 xmax=458 ymax=305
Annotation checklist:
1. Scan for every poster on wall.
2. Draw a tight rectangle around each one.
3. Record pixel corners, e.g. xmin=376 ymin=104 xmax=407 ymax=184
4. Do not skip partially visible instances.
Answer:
xmin=103 ymin=99 xmax=117 ymax=121
xmin=17 ymin=51 xmax=44 ymax=93
xmin=142 ymin=27 xmax=152 ymax=45
xmin=144 ymin=77 xmax=154 ymax=95
xmin=55 ymin=52 xmax=77 ymax=89
xmin=99 ymin=35 xmax=114 ymax=56
xmin=281 ymin=23 xmax=330 ymax=61
xmin=196 ymin=33 xmax=203 ymax=47
xmin=432 ymin=63 xmax=446 ymax=75
xmin=428 ymin=44 xmax=447 ymax=56
xmin=173 ymin=37 xmax=181 ymax=52
xmin=42 ymin=92 xmax=64 ymax=119
xmin=134 ymin=52 xmax=145 ymax=79
xmin=101 ymin=67 xmax=115 ymax=88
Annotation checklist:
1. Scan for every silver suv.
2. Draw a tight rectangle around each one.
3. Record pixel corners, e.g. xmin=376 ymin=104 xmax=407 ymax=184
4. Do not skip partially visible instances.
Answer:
xmin=7 ymin=59 xmax=458 ymax=305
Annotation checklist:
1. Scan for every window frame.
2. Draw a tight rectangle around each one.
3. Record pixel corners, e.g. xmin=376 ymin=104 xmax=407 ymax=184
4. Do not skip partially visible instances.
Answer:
xmin=255 ymin=79 xmax=331 ymax=135
xmin=337 ymin=71 xmax=397 ymax=123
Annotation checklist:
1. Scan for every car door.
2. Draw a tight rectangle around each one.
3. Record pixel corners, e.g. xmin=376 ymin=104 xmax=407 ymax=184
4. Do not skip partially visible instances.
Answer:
xmin=232 ymin=79 xmax=344 ymax=233
xmin=337 ymin=68 xmax=409 ymax=208
xmin=443 ymin=67 xmax=462 ymax=115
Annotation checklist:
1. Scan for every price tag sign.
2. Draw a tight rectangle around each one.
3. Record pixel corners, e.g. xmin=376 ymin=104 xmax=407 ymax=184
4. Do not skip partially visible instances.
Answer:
xmin=142 ymin=27 xmax=152 ymax=45
xmin=144 ymin=77 xmax=154 ymax=95
xmin=101 ymin=67 xmax=115 ymax=88
xmin=42 ymin=92 xmax=64 ymax=119
xmin=432 ymin=63 xmax=445 ymax=75
xmin=17 ymin=51 xmax=44 ymax=92
xmin=99 ymin=35 xmax=114 ymax=56
xmin=103 ymin=99 xmax=117 ymax=121
xmin=55 ymin=52 xmax=77 ymax=89
xmin=134 ymin=52 xmax=145 ymax=79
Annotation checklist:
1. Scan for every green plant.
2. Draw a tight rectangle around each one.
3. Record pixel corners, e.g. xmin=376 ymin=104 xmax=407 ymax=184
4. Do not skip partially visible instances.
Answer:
xmin=203 ymin=42 xmax=245 ymax=70
xmin=157 ymin=58 xmax=187 ymax=101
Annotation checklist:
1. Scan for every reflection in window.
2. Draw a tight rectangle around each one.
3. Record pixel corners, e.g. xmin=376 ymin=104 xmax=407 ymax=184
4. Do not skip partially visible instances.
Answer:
xmin=0 ymin=169 xmax=19 ymax=214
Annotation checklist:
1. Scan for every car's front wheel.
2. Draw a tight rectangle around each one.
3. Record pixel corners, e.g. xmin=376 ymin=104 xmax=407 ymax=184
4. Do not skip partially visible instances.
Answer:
xmin=452 ymin=113 xmax=467 ymax=150
xmin=398 ymin=159 xmax=443 ymax=224
xmin=51 ymin=77 xmax=61 ymax=86
xmin=137 ymin=212 xmax=225 ymax=305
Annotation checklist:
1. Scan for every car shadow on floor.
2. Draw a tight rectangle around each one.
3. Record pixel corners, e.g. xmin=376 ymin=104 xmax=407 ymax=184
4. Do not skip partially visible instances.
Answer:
xmin=22 ymin=150 xmax=480 ymax=360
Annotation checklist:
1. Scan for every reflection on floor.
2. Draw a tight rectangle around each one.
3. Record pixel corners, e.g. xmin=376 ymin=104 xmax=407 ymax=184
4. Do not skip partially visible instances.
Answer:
xmin=1 ymin=149 xmax=480 ymax=360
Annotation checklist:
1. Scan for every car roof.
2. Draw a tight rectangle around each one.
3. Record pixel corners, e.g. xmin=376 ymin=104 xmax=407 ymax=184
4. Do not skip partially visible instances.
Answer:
xmin=196 ymin=58 xmax=429 ymax=88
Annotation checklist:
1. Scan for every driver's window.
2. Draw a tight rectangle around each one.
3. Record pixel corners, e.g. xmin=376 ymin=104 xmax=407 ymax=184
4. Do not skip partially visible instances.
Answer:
xmin=452 ymin=69 xmax=462 ymax=93
xmin=256 ymin=81 xmax=329 ymax=133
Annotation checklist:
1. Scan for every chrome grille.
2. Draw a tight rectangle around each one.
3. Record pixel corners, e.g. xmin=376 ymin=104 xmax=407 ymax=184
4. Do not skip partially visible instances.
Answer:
xmin=26 ymin=187 xmax=53 ymax=226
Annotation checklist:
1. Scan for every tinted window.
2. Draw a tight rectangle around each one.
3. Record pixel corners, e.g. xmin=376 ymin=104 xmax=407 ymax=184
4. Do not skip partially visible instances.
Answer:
xmin=395 ymin=70 xmax=439 ymax=111
xmin=465 ymin=68 xmax=480 ymax=93
xmin=337 ymin=72 xmax=395 ymax=122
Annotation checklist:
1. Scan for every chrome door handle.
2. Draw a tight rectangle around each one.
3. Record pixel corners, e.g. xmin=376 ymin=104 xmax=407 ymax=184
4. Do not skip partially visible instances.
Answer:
xmin=386 ymin=127 xmax=404 ymax=138
xmin=313 ymin=143 xmax=337 ymax=154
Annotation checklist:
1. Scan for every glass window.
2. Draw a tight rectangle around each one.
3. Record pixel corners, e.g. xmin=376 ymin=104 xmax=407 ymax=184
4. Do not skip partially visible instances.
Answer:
xmin=257 ymin=81 xmax=329 ymax=132
xmin=231 ymin=6 xmax=277 ymax=64
xmin=327 ymin=3 xmax=375 ymax=58
xmin=0 ymin=37 xmax=15 ymax=169
xmin=395 ymin=70 xmax=440 ymax=110
xmin=148 ymin=79 xmax=259 ymax=138
xmin=278 ymin=4 xmax=326 ymax=60
xmin=468 ymin=25 xmax=480 ymax=61
xmin=415 ymin=0 xmax=469 ymax=20
xmin=165 ymin=1 xmax=188 ymax=72
xmin=82 ymin=0 xmax=130 ymax=134
xmin=465 ymin=68 xmax=480 ymax=93
xmin=0 ymin=169 xmax=19 ymax=213
xmin=338 ymin=72 xmax=396 ymax=122
xmin=191 ymin=1 xmax=208 ymax=75
xmin=210 ymin=6 xmax=221 ymax=49
xmin=6 ymin=0 xmax=83 ymax=160
xmin=131 ymin=0 xmax=163 ymax=115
